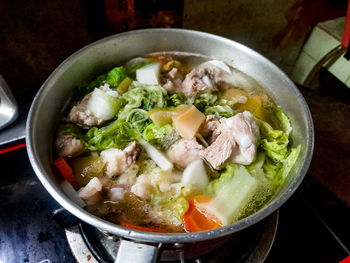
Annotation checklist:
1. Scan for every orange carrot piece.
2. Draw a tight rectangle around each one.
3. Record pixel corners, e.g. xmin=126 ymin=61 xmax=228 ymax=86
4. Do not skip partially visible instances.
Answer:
xmin=183 ymin=196 xmax=223 ymax=232
xmin=146 ymin=54 xmax=171 ymax=65
xmin=120 ymin=222 xmax=166 ymax=233
xmin=54 ymin=157 xmax=78 ymax=187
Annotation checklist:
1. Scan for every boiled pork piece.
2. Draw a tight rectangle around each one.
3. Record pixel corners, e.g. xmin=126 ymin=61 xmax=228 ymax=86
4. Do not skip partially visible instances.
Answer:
xmin=161 ymin=67 xmax=185 ymax=94
xmin=55 ymin=135 xmax=84 ymax=157
xmin=166 ymin=138 xmax=204 ymax=168
xmin=68 ymin=93 xmax=104 ymax=127
xmin=201 ymin=111 xmax=260 ymax=169
xmin=198 ymin=115 xmax=220 ymax=144
xmin=182 ymin=60 xmax=259 ymax=97
xmin=100 ymin=141 xmax=141 ymax=177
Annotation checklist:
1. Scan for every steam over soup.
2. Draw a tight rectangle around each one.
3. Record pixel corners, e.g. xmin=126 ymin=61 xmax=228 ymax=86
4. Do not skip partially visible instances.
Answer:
xmin=54 ymin=52 xmax=300 ymax=233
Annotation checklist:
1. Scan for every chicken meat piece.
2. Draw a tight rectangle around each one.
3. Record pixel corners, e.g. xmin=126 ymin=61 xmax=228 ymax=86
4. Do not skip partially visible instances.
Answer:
xmin=68 ymin=93 xmax=104 ymax=127
xmin=78 ymin=177 xmax=103 ymax=205
xmin=55 ymin=135 xmax=84 ymax=157
xmin=161 ymin=67 xmax=185 ymax=94
xmin=100 ymin=141 xmax=141 ymax=177
xmin=201 ymin=111 xmax=259 ymax=169
xmin=166 ymin=138 xmax=204 ymax=168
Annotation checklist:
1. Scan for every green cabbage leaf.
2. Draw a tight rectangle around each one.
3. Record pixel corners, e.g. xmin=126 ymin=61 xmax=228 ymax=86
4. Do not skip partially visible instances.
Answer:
xmin=143 ymin=123 xmax=180 ymax=150
xmin=74 ymin=66 xmax=127 ymax=99
xmin=85 ymin=118 xmax=140 ymax=151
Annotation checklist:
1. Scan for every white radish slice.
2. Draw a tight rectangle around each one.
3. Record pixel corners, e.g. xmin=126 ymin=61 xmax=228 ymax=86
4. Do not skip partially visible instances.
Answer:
xmin=136 ymin=63 xmax=160 ymax=85
xmin=137 ymin=138 xmax=173 ymax=171
xmin=181 ymin=159 xmax=209 ymax=191
xmin=61 ymin=180 xmax=86 ymax=207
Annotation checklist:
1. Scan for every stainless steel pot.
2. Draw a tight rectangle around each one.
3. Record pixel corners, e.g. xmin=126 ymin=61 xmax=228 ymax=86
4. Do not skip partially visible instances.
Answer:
xmin=26 ymin=29 xmax=314 ymax=262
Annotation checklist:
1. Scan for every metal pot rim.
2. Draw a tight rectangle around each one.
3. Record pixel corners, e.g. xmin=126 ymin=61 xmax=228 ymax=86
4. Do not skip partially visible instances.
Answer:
xmin=26 ymin=28 xmax=314 ymax=243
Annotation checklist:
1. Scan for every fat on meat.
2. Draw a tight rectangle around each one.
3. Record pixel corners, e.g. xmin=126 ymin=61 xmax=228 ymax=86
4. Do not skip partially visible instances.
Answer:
xmin=201 ymin=111 xmax=259 ymax=169
xmin=100 ymin=141 xmax=141 ymax=177
xmin=78 ymin=177 xmax=103 ymax=205
xmin=130 ymin=174 xmax=152 ymax=200
xmin=166 ymin=138 xmax=204 ymax=168
xmin=55 ymin=135 xmax=84 ymax=157
xmin=68 ymin=93 xmax=104 ymax=127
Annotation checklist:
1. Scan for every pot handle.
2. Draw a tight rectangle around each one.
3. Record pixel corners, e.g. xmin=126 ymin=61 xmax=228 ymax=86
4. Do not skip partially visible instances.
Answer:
xmin=52 ymin=207 xmax=81 ymax=228
xmin=114 ymin=239 xmax=162 ymax=263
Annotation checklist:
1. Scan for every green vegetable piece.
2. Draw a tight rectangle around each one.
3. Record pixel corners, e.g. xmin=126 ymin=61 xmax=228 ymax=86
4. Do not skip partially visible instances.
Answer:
xmin=262 ymin=145 xmax=301 ymax=186
xmin=143 ymin=123 xmax=180 ymax=150
xmin=117 ymin=77 xmax=133 ymax=94
xmin=258 ymin=119 xmax=289 ymax=161
xmin=275 ymin=108 xmax=292 ymax=136
xmin=204 ymin=105 xmax=236 ymax=118
xmin=255 ymin=109 xmax=301 ymax=186
xmin=106 ymin=66 xmax=127 ymax=87
xmin=120 ymin=108 xmax=150 ymax=132
xmin=75 ymin=74 xmax=107 ymax=100
xmin=167 ymin=92 xmax=187 ymax=107
xmin=85 ymin=118 xmax=140 ymax=151
xmin=262 ymin=156 xmax=283 ymax=182
xmin=193 ymin=92 xmax=218 ymax=112
xmin=57 ymin=124 xmax=86 ymax=140
xmin=205 ymin=164 xmax=259 ymax=224
xmin=88 ymin=88 xmax=123 ymax=120
xmin=121 ymin=82 xmax=167 ymax=111
xmin=74 ymin=66 xmax=126 ymax=100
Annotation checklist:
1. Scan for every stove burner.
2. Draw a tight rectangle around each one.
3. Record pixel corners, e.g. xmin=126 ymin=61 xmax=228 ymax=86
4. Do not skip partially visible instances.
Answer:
xmin=65 ymin=211 xmax=278 ymax=263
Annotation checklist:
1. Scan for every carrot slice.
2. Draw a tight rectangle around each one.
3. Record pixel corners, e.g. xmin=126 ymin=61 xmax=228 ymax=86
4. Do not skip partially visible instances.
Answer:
xmin=54 ymin=157 xmax=78 ymax=187
xmin=120 ymin=222 xmax=166 ymax=233
xmin=183 ymin=196 xmax=223 ymax=232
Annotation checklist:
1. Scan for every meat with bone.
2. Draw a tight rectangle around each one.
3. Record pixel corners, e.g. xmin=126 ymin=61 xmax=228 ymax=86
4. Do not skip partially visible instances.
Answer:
xmin=181 ymin=60 xmax=261 ymax=97
xmin=55 ymin=135 xmax=84 ymax=157
xmin=68 ymin=93 xmax=104 ymax=127
xmin=198 ymin=115 xmax=220 ymax=144
xmin=181 ymin=60 xmax=235 ymax=97
xmin=100 ymin=141 xmax=141 ymax=177
xmin=201 ymin=111 xmax=259 ymax=169
xmin=161 ymin=67 xmax=185 ymax=94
